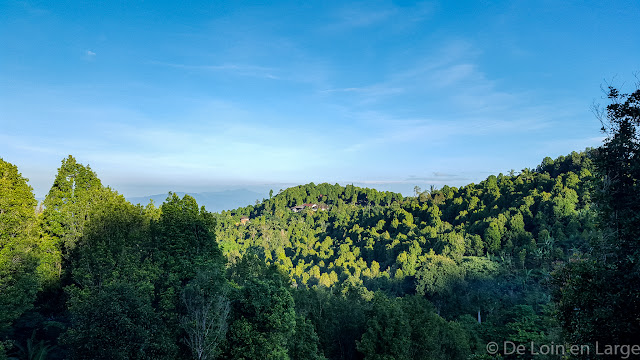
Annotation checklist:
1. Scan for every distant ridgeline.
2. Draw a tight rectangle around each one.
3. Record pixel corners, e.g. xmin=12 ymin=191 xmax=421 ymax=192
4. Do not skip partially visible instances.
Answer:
xmin=0 ymin=149 xmax=599 ymax=359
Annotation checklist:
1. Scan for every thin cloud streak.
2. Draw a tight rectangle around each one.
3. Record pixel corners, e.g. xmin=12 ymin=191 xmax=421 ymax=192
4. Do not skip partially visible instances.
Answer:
xmin=324 ymin=2 xmax=433 ymax=31
xmin=150 ymin=61 xmax=280 ymax=79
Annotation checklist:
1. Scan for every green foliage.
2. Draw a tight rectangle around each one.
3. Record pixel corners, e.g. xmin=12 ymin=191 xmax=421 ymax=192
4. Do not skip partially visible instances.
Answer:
xmin=39 ymin=155 xmax=107 ymax=288
xmin=225 ymin=255 xmax=298 ymax=360
xmin=504 ymin=305 xmax=547 ymax=345
xmin=216 ymin=153 xmax=595 ymax=298
xmin=358 ymin=295 xmax=471 ymax=360
xmin=0 ymin=158 xmax=39 ymax=353
xmin=0 ymin=159 xmax=37 ymax=240
xmin=293 ymin=287 xmax=366 ymax=360
xmin=555 ymin=85 xmax=640 ymax=348
xmin=287 ymin=315 xmax=325 ymax=360
xmin=357 ymin=293 xmax=411 ymax=360
xmin=1 ymin=148 xmax=604 ymax=359
xmin=64 ymin=282 xmax=159 ymax=360
xmin=151 ymin=193 xmax=227 ymax=358
xmin=8 ymin=330 xmax=54 ymax=360
xmin=63 ymin=188 xmax=228 ymax=359
xmin=154 ymin=193 xmax=221 ymax=277
xmin=69 ymin=194 xmax=154 ymax=289
xmin=62 ymin=194 xmax=168 ymax=360
xmin=207 ymin=154 xmax=598 ymax=358
xmin=415 ymin=254 xmax=465 ymax=297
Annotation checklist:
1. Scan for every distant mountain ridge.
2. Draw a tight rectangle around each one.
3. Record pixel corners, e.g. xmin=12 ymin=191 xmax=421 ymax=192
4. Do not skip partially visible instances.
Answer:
xmin=128 ymin=189 xmax=267 ymax=213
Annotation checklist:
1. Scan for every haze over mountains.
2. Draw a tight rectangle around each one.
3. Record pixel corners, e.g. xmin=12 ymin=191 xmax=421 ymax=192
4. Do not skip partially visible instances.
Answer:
xmin=124 ymin=180 xmax=478 ymax=213
xmin=127 ymin=189 xmax=268 ymax=213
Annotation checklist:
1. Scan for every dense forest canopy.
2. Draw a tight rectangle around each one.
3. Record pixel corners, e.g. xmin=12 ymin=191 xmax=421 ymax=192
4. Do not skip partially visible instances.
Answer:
xmin=0 ymin=85 xmax=638 ymax=359
xmin=0 ymin=149 xmax=593 ymax=360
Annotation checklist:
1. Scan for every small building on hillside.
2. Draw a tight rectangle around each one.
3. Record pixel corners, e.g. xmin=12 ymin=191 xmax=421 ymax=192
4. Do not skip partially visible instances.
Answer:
xmin=291 ymin=203 xmax=319 ymax=212
xmin=240 ymin=216 xmax=250 ymax=225
xmin=303 ymin=203 xmax=318 ymax=210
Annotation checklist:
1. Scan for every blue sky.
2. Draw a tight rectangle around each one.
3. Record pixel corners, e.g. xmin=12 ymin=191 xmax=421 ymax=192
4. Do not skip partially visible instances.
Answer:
xmin=1 ymin=0 xmax=639 ymax=198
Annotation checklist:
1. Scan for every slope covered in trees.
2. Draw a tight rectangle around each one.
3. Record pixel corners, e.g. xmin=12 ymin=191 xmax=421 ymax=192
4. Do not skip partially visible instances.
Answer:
xmin=212 ymin=150 xmax=597 ymax=358
xmin=1 ymin=82 xmax=639 ymax=359
xmin=217 ymin=150 xmax=594 ymax=291
xmin=0 ymin=149 xmax=599 ymax=359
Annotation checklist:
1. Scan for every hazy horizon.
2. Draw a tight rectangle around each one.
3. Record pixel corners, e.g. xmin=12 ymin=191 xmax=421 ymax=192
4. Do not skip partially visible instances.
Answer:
xmin=26 ymin=158 xmax=534 ymax=200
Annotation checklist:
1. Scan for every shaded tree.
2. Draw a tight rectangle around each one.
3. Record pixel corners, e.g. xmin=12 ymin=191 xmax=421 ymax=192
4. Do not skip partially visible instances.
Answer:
xmin=181 ymin=270 xmax=230 ymax=360
xmin=224 ymin=255 xmax=297 ymax=360
xmin=555 ymin=84 xmax=640 ymax=349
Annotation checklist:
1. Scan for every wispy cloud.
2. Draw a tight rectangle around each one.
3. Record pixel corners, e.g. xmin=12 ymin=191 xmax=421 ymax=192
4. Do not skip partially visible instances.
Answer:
xmin=333 ymin=8 xmax=396 ymax=28
xmin=151 ymin=61 xmax=279 ymax=79
xmin=320 ymin=85 xmax=404 ymax=104
xmin=315 ymin=37 xmax=569 ymax=155
xmin=84 ymin=50 xmax=96 ymax=60
xmin=325 ymin=2 xmax=432 ymax=30
xmin=405 ymin=172 xmax=469 ymax=183
xmin=15 ymin=1 xmax=49 ymax=16
xmin=317 ymin=40 xmax=484 ymax=105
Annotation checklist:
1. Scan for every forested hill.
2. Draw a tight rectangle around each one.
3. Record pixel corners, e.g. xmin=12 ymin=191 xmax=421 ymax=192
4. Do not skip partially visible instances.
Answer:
xmin=216 ymin=149 xmax=596 ymax=294
xmin=209 ymin=149 xmax=598 ymax=358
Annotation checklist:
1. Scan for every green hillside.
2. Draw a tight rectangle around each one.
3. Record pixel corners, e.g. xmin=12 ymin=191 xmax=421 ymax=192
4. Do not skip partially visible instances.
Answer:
xmin=211 ymin=150 xmax=596 ymax=358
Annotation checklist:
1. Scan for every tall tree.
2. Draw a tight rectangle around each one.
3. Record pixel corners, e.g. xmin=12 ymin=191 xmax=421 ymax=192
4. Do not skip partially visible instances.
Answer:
xmin=63 ymin=194 xmax=167 ymax=360
xmin=152 ymin=193 xmax=226 ymax=359
xmin=555 ymin=85 xmax=640 ymax=347
xmin=39 ymin=155 xmax=106 ymax=287
xmin=0 ymin=158 xmax=40 ymax=359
